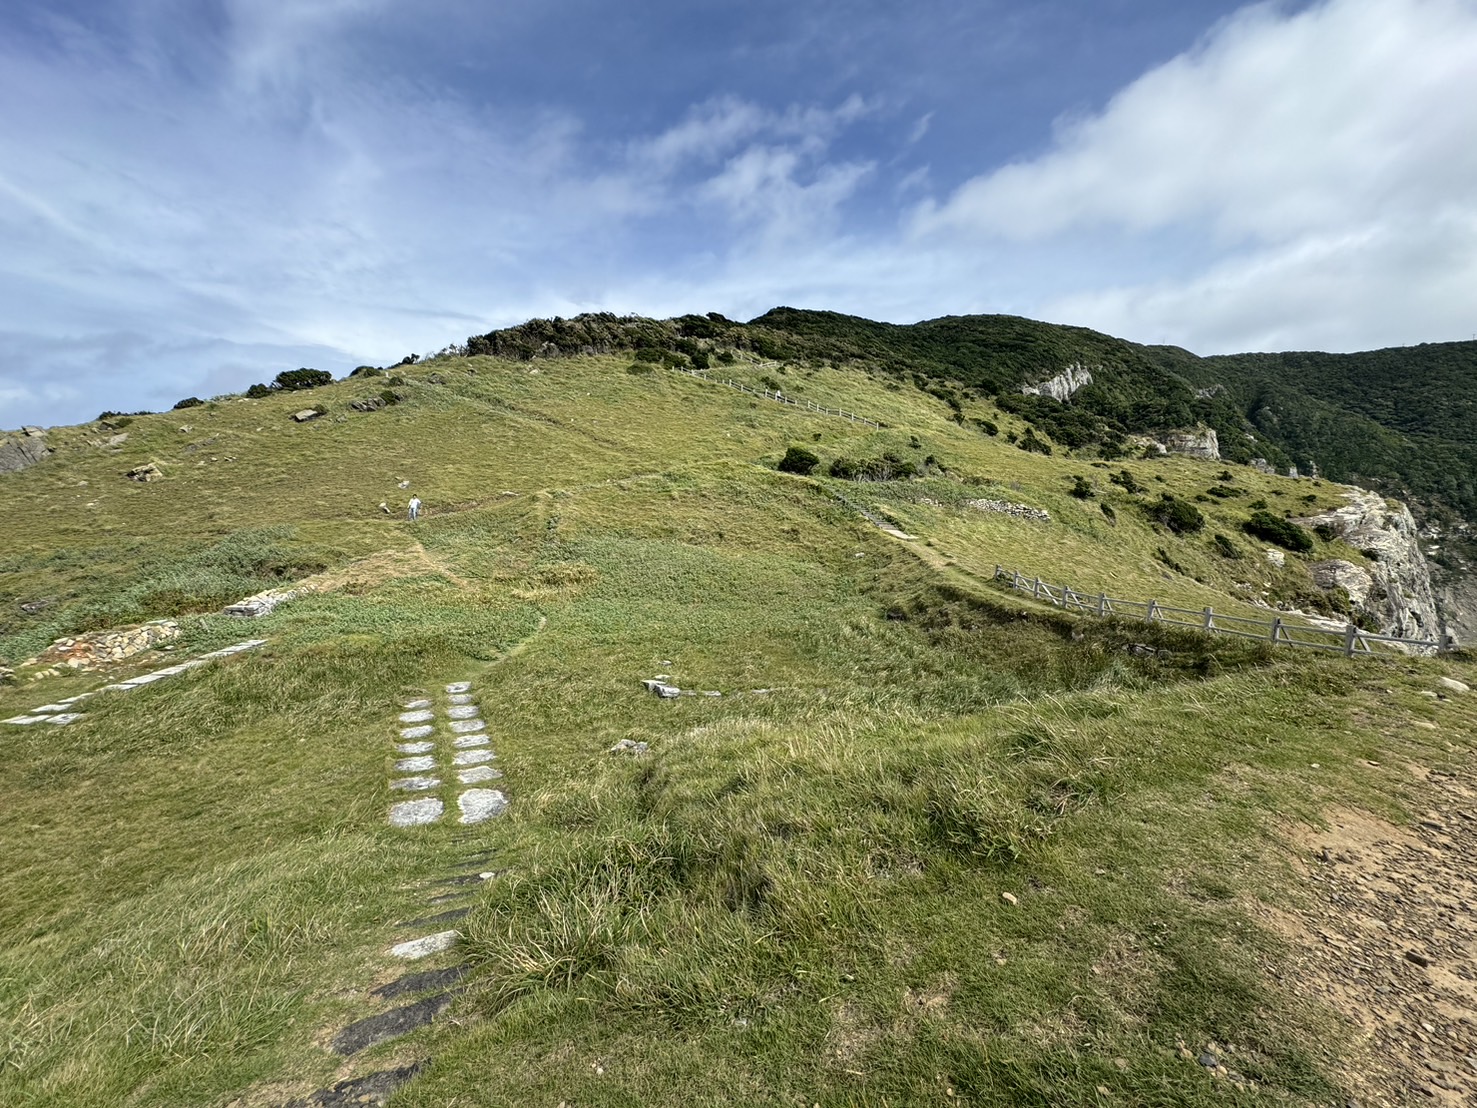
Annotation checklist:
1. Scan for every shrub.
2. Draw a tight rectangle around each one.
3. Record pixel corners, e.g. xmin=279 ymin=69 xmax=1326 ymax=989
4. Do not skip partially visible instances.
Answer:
xmin=626 ymin=362 xmax=655 ymax=376
xmin=387 ymin=375 xmax=406 ymax=387
xmin=1017 ymin=428 xmax=1052 ymax=455
xmin=1212 ymin=533 xmax=1242 ymax=559
xmin=1313 ymin=523 xmax=1338 ymax=543
xmin=1100 ymin=502 xmax=1116 ymax=523
xmin=973 ymin=418 xmax=999 ymax=437
xmin=1109 ymin=469 xmax=1141 ymax=494
xmin=350 ymin=365 xmax=384 ymax=377
xmin=777 ymin=446 xmax=820 ymax=476
xmin=1145 ymin=494 xmax=1204 ymax=534
xmin=245 ymin=383 xmax=271 ymax=399
xmin=1205 ymin=485 xmax=1242 ymax=498
xmin=1244 ymin=510 xmax=1314 ymax=553
xmin=273 ymin=368 xmax=333 ymax=391
xmin=1069 ymin=475 xmax=1094 ymax=499
xmin=1248 ymin=498 xmax=1268 ymax=510
xmin=172 ymin=397 xmax=204 ymax=410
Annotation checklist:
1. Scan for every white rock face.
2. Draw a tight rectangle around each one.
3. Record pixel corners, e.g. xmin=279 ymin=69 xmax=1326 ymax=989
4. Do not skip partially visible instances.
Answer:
xmin=1309 ymin=559 xmax=1375 ymax=606
xmin=1264 ymin=549 xmax=1286 ymax=569
xmin=1157 ymin=426 xmax=1220 ymax=460
xmin=1021 ymin=363 xmax=1094 ymax=402
xmin=1297 ymin=489 xmax=1441 ymax=648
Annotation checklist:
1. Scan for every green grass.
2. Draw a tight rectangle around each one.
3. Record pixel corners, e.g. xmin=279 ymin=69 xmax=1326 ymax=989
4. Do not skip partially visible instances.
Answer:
xmin=1 ymin=353 xmax=1474 ymax=1106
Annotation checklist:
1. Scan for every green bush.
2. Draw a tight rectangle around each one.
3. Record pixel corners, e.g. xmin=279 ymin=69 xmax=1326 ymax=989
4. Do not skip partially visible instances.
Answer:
xmin=245 ymin=384 xmax=271 ymax=399
xmin=1100 ymin=502 xmax=1116 ymax=523
xmin=172 ymin=397 xmax=204 ymax=410
xmin=1212 ymin=533 xmax=1242 ymax=559
xmin=1069 ymin=475 xmax=1094 ymax=499
xmin=273 ymin=368 xmax=333 ymax=391
xmin=1109 ymin=469 xmax=1141 ymax=494
xmin=1145 ymin=494 xmax=1204 ymax=534
xmin=350 ymin=365 xmax=384 ymax=377
xmin=973 ymin=418 xmax=999 ymax=437
xmin=1017 ymin=428 xmax=1052 ymax=455
xmin=1313 ymin=523 xmax=1338 ymax=543
xmin=777 ymin=446 xmax=820 ymax=476
xmin=1244 ymin=510 xmax=1314 ymax=553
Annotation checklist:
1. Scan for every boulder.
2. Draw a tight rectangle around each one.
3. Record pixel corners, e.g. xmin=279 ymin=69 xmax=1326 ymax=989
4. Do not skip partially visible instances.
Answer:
xmin=350 ymin=397 xmax=386 ymax=412
xmin=0 ymin=432 xmax=50 ymax=475
xmin=1437 ymin=676 xmax=1469 ymax=694
xmin=291 ymin=408 xmax=323 ymax=422
xmin=1157 ymin=426 xmax=1220 ymax=460
xmin=124 ymin=463 xmax=164 ymax=482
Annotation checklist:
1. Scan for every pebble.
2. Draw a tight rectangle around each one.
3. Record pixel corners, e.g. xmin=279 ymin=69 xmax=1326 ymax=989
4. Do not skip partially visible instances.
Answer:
xmin=389 ymin=798 xmax=444 ymax=826
xmin=1001 ymin=892 xmax=1018 ymax=906
xmin=389 ymin=930 xmax=460 ymax=959
xmin=458 ymin=788 xmax=508 ymax=824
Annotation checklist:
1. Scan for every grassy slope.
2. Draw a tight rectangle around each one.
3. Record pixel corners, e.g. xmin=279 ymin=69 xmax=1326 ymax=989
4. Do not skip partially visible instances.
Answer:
xmin=1 ymin=354 xmax=1473 ymax=1107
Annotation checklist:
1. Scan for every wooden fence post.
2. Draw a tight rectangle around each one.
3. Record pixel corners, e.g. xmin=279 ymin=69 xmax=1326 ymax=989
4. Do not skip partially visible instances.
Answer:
xmin=1344 ymin=622 xmax=1357 ymax=657
xmin=1032 ymin=577 xmax=1042 ymax=600
xmin=1097 ymin=593 xmax=1107 ymax=617
xmin=1202 ymin=607 xmax=1214 ymax=632
xmin=1145 ymin=599 xmax=1157 ymax=623
xmin=1269 ymin=617 xmax=1282 ymax=644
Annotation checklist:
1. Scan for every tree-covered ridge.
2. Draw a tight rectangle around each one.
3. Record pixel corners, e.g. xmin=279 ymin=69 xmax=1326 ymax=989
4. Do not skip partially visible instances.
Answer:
xmin=464 ymin=310 xmax=1477 ymax=532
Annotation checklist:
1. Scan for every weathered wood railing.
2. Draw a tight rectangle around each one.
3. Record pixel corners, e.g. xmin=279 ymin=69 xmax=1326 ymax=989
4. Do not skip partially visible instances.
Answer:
xmin=992 ymin=565 xmax=1443 ymax=657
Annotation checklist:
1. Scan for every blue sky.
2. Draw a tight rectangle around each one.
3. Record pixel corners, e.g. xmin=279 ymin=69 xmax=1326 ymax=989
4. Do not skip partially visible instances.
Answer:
xmin=3 ymin=0 xmax=1476 ymax=427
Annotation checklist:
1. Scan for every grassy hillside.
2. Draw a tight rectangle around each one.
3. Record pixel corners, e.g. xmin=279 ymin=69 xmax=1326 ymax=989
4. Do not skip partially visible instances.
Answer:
xmin=2 ymin=351 xmax=1474 ymax=1107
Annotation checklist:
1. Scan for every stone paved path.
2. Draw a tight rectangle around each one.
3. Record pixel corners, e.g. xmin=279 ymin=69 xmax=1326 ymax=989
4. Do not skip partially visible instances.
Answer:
xmin=386 ymin=680 xmax=508 ymax=828
xmin=2 ymin=639 xmax=267 ymax=727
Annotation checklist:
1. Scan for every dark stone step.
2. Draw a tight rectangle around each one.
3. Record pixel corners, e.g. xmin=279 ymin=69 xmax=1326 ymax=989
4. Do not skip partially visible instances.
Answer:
xmin=401 ymin=906 xmax=472 ymax=929
xmin=372 ymin=964 xmax=472 ymax=1002
xmin=331 ymin=993 xmax=455 ymax=1055
xmin=287 ymin=1060 xmax=427 ymax=1106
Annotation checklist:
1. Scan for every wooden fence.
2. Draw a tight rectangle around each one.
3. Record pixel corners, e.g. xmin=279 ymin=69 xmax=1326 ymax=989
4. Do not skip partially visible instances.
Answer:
xmin=992 ymin=565 xmax=1443 ymax=658
xmin=671 ymin=366 xmax=884 ymax=428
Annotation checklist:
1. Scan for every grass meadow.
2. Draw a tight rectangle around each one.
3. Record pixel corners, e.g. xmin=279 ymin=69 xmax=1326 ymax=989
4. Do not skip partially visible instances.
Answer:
xmin=1 ymin=353 xmax=1472 ymax=1106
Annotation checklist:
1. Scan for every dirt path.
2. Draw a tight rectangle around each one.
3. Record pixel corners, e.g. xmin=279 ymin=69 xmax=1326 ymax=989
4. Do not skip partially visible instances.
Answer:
xmin=1263 ymin=760 xmax=1477 ymax=1105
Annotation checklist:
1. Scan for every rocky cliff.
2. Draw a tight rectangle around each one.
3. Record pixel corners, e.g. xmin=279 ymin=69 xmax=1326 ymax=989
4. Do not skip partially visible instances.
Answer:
xmin=1297 ymin=489 xmax=1442 ymax=647
xmin=1020 ymin=363 xmax=1094 ymax=402
xmin=0 ymin=427 xmax=49 ymax=474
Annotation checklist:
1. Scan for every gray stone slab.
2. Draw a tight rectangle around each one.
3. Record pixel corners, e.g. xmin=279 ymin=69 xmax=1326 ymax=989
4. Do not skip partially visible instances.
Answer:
xmin=402 ymin=698 xmax=432 ymax=710
xmin=447 ymin=693 xmax=475 ymax=705
xmin=398 ymin=709 xmax=433 ymax=724
xmin=458 ymin=789 xmax=508 ymax=824
xmin=44 ymin=713 xmax=83 ymax=725
xmin=399 ymin=724 xmax=434 ymax=739
xmin=396 ymin=741 xmax=434 ymax=754
xmin=445 ymin=681 xmax=472 ymax=693
xmin=394 ymin=755 xmax=437 ymax=773
xmin=3 ymin=715 xmax=48 ymax=725
xmin=452 ymin=734 xmax=490 ymax=748
xmin=451 ymin=749 xmax=494 ymax=766
xmin=372 ymin=963 xmax=471 ymax=999
xmin=390 ymin=776 xmax=441 ymax=792
xmin=388 ymin=798 xmax=443 ymax=826
xmin=331 ymin=991 xmax=455 ymax=1055
xmin=389 ymin=930 xmax=459 ymax=959
xmin=128 ymin=673 xmax=167 ymax=685
xmin=448 ymin=718 xmax=485 ymax=734
xmin=445 ymin=705 xmax=480 ymax=720
xmin=30 ymin=703 xmax=71 ymax=713
xmin=457 ymin=765 xmax=503 ymax=784
xmin=292 ymin=1060 xmax=427 ymax=1107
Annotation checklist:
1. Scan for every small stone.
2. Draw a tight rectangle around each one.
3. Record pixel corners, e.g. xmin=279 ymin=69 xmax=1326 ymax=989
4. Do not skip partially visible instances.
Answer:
xmin=399 ymin=709 xmax=433 ymax=723
xmin=448 ymin=719 xmax=485 ymax=734
xmin=395 ymin=756 xmax=437 ymax=773
xmin=457 ymin=765 xmax=503 ymax=784
xmin=1198 ymin=1052 xmax=1218 ymax=1068
xmin=608 ymin=738 xmax=649 ymax=755
xmin=389 ymin=930 xmax=459 ymax=959
xmin=458 ymin=788 xmax=508 ymax=824
xmin=391 ymin=776 xmax=441 ymax=791
xmin=1405 ymin=950 xmax=1432 ymax=968
xmin=291 ymin=408 xmax=322 ymax=422
xmin=400 ymin=724 xmax=434 ymax=739
xmin=1437 ymin=676 xmax=1469 ymax=694
xmin=1000 ymin=892 xmax=1018 ymax=906
xmin=389 ymin=798 xmax=444 ymax=826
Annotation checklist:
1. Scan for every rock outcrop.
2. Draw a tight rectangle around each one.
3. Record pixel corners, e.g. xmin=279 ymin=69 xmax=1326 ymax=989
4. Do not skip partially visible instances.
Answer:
xmin=1157 ymin=426 xmax=1220 ymax=460
xmin=1297 ymin=490 xmax=1441 ymax=647
xmin=1021 ymin=363 xmax=1094 ymax=402
xmin=0 ymin=427 xmax=50 ymax=474
xmin=32 ymin=620 xmax=182 ymax=669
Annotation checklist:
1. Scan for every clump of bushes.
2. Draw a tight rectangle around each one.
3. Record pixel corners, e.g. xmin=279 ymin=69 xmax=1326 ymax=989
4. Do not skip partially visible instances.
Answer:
xmin=828 ymin=452 xmax=918 ymax=481
xmin=1017 ymin=428 xmax=1052 ymax=455
xmin=1212 ymin=533 xmax=1242 ymax=559
xmin=777 ymin=445 xmax=820 ymax=476
xmin=1109 ymin=469 xmax=1141 ymax=494
xmin=1069 ymin=475 xmax=1094 ymax=499
xmin=1145 ymin=493 xmax=1205 ymax=534
xmin=1243 ymin=510 xmax=1313 ymax=553
xmin=972 ymin=418 xmax=999 ymax=437
xmin=1205 ymin=485 xmax=1242 ymax=498
xmin=274 ymin=368 xmax=333 ymax=391
xmin=172 ymin=397 xmax=204 ymax=410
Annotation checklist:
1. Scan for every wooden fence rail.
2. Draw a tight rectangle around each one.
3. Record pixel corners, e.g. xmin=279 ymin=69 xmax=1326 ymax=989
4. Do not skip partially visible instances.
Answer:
xmin=992 ymin=564 xmax=1443 ymax=658
xmin=670 ymin=366 xmax=885 ymax=428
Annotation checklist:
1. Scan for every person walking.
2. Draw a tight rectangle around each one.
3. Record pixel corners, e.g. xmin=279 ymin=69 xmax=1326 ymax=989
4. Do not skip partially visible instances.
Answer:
xmin=408 ymin=495 xmax=422 ymax=522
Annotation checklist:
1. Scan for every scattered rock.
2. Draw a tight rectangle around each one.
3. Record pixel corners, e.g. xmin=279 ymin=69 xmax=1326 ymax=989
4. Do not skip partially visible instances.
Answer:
xmin=966 ymin=498 xmax=1051 ymax=522
xmin=223 ymin=584 xmax=312 ymax=617
xmin=642 ymin=679 xmax=682 ymax=698
xmin=1198 ymin=1052 xmax=1219 ymax=1068
xmin=1000 ymin=892 xmax=1018 ymax=906
xmin=399 ymin=479 xmax=411 ymax=489
xmin=609 ymin=738 xmax=650 ymax=755
xmin=1264 ymin=548 xmax=1286 ymax=568
xmin=1157 ymin=426 xmax=1220 ymax=460
xmin=124 ymin=462 xmax=164 ymax=482
xmin=0 ymin=430 xmax=50 ymax=474
xmin=36 ymin=620 xmax=181 ymax=670
xmin=1437 ymin=676 xmax=1469 ymax=694
xmin=350 ymin=396 xmax=387 ymax=412
xmin=291 ymin=408 xmax=323 ymax=423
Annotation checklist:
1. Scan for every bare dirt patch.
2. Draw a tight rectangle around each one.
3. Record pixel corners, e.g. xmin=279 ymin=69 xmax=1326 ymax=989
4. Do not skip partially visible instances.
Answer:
xmin=1262 ymin=775 xmax=1477 ymax=1106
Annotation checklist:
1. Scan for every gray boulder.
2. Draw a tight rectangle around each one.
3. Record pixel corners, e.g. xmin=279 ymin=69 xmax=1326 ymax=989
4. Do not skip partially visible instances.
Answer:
xmin=0 ymin=431 xmax=49 ymax=475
